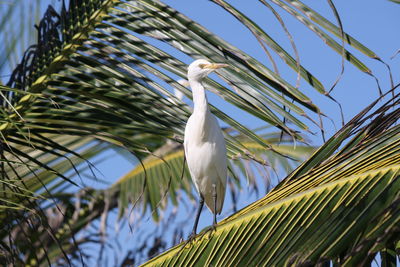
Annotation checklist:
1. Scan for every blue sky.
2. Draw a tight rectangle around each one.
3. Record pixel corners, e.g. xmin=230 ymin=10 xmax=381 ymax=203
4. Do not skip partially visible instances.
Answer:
xmin=1 ymin=0 xmax=399 ymax=265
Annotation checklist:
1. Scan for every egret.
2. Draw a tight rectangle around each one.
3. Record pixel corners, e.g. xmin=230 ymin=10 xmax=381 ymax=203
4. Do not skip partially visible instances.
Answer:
xmin=184 ymin=59 xmax=228 ymax=239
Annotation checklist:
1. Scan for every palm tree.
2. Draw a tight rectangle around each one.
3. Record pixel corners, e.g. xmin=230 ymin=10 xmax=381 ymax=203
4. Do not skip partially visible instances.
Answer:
xmin=0 ymin=0 xmax=398 ymax=266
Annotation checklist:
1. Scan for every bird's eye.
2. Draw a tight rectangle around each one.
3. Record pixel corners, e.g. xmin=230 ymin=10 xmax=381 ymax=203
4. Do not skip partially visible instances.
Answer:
xmin=199 ymin=64 xmax=206 ymax=69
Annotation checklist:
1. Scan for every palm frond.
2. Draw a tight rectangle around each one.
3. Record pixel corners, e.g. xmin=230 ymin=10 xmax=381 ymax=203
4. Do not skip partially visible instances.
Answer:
xmin=142 ymin=91 xmax=400 ymax=266
xmin=2 ymin=0 xmax=380 ymax=193
xmin=269 ymin=0 xmax=380 ymax=61
xmin=3 ymin=0 xmax=369 ymax=163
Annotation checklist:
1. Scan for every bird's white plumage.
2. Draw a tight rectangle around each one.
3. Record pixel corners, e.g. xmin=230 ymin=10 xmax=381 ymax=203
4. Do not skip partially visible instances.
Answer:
xmin=184 ymin=59 xmax=227 ymax=214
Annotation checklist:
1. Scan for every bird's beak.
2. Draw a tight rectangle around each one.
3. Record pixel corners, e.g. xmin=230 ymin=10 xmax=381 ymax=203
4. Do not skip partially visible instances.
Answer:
xmin=202 ymin=63 xmax=229 ymax=70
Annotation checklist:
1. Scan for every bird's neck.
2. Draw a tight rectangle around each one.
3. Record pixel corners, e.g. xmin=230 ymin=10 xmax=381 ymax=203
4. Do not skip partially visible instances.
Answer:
xmin=189 ymin=78 xmax=209 ymax=114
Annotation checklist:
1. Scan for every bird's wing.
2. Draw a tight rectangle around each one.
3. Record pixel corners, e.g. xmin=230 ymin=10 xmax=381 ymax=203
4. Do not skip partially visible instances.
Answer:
xmin=184 ymin=115 xmax=202 ymax=194
xmin=183 ymin=115 xmax=193 ymax=157
xmin=212 ymin=162 xmax=227 ymax=214
xmin=211 ymin=116 xmax=227 ymax=214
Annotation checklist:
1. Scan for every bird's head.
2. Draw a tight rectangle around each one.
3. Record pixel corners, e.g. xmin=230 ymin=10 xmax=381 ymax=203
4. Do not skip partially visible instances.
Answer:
xmin=187 ymin=59 xmax=228 ymax=81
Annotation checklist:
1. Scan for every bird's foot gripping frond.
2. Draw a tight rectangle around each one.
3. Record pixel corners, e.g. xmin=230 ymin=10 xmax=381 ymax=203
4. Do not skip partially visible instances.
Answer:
xmin=176 ymin=232 xmax=198 ymax=255
xmin=177 ymin=223 xmax=218 ymax=256
xmin=199 ymin=224 xmax=217 ymax=240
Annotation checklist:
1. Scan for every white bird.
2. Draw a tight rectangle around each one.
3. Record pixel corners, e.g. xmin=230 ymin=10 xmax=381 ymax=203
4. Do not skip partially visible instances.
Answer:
xmin=184 ymin=59 xmax=228 ymax=238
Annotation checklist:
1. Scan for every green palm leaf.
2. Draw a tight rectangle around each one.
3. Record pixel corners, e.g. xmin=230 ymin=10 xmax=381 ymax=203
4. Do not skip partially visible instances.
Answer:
xmin=144 ymin=167 xmax=399 ymax=266
xmin=142 ymin=92 xmax=400 ymax=266
xmin=2 ymin=0 xmax=358 ymax=163
xmin=2 ymin=0 xmax=380 ymax=189
xmin=270 ymin=0 xmax=380 ymax=60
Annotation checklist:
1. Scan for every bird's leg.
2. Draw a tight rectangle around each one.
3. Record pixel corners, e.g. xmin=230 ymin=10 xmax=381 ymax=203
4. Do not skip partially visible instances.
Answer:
xmin=198 ymin=185 xmax=218 ymax=240
xmin=189 ymin=195 xmax=204 ymax=238
xmin=212 ymin=184 xmax=218 ymax=228
xmin=179 ymin=196 xmax=204 ymax=251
